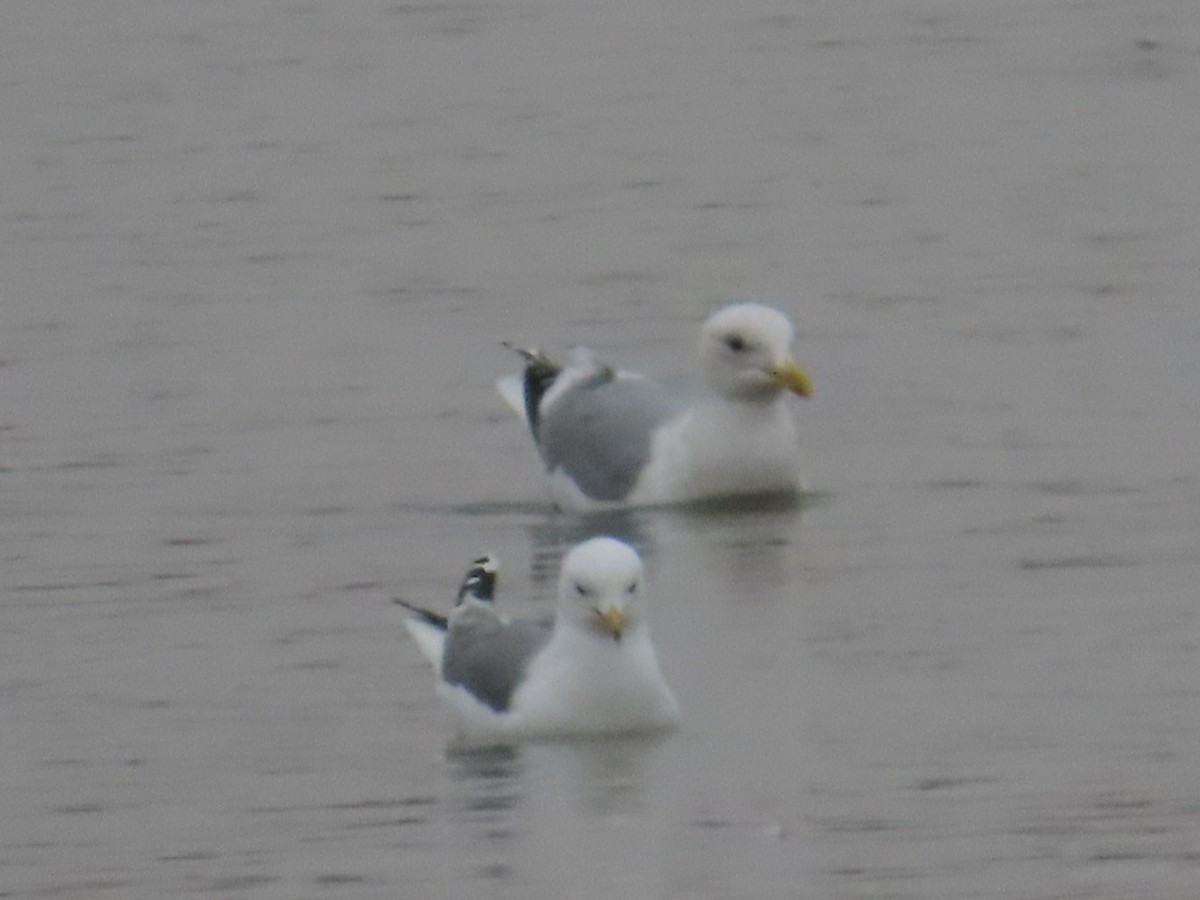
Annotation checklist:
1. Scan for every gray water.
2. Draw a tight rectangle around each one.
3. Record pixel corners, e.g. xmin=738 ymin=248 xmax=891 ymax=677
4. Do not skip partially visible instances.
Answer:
xmin=3 ymin=1 xmax=1199 ymax=898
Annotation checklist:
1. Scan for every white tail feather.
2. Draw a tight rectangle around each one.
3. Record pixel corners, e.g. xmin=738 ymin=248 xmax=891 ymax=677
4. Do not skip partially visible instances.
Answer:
xmin=403 ymin=618 xmax=446 ymax=669
xmin=495 ymin=375 xmax=528 ymax=420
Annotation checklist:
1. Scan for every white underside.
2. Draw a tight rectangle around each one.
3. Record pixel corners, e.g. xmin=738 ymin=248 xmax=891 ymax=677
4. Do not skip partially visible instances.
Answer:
xmin=547 ymin=399 xmax=804 ymax=512
xmin=430 ymin=625 xmax=679 ymax=742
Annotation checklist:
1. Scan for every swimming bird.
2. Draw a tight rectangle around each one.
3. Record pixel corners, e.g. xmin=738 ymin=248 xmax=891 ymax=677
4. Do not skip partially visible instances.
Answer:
xmin=496 ymin=302 xmax=813 ymax=510
xmin=395 ymin=537 xmax=679 ymax=740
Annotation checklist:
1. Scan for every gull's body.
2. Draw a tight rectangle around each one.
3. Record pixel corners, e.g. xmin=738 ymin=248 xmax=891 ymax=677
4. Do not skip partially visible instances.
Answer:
xmin=396 ymin=538 xmax=679 ymax=741
xmin=497 ymin=303 xmax=813 ymax=511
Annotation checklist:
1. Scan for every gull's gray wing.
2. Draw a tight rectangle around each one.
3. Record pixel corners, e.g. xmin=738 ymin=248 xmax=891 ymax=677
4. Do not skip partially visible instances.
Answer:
xmin=537 ymin=376 xmax=686 ymax=501
xmin=441 ymin=616 xmax=553 ymax=713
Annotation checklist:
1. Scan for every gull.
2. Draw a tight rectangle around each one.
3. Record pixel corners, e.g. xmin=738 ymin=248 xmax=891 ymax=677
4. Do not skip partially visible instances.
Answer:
xmin=497 ymin=302 xmax=813 ymax=510
xmin=395 ymin=537 xmax=679 ymax=741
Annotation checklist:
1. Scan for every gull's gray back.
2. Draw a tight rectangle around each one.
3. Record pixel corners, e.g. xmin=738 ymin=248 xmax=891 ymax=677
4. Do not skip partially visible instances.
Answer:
xmin=538 ymin=377 xmax=685 ymax=501
xmin=441 ymin=617 xmax=552 ymax=713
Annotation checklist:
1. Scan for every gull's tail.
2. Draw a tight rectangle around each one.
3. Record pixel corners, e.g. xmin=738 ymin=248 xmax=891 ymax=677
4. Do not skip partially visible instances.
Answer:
xmin=394 ymin=598 xmax=448 ymax=631
xmin=394 ymin=597 xmax=448 ymax=669
xmin=496 ymin=343 xmax=562 ymax=438
xmin=393 ymin=553 xmax=500 ymax=670
xmin=456 ymin=553 xmax=499 ymax=605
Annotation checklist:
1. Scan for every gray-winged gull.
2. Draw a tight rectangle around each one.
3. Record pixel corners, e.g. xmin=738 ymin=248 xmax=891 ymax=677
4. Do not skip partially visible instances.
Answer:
xmin=395 ymin=537 xmax=679 ymax=740
xmin=497 ymin=302 xmax=813 ymax=511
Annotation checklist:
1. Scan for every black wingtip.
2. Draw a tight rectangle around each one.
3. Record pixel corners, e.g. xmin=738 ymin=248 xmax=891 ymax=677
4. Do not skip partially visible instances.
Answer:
xmin=501 ymin=343 xmax=562 ymax=440
xmin=394 ymin=598 xmax=449 ymax=631
xmin=500 ymin=340 xmax=542 ymax=363
xmin=456 ymin=553 xmax=500 ymax=605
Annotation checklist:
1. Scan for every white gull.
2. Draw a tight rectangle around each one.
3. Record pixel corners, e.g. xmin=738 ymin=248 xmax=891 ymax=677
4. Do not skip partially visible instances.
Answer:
xmin=396 ymin=537 xmax=679 ymax=741
xmin=497 ymin=302 xmax=813 ymax=511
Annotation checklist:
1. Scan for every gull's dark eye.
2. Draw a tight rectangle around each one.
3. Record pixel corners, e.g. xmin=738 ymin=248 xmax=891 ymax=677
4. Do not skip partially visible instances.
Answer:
xmin=626 ymin=581 xmax=638 ymax=595
xmin=574 ymin=582 xmax=589 ymax=597
xmin=724 ymin=333 xmax=747 ymax=353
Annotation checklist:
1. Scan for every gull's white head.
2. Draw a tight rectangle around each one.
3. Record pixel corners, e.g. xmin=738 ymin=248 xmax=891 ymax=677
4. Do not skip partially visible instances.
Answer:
xmin=556 ymin=537 xmax=646 ymax=642
xmin=698 ymin=303 xmax=813 ymax=401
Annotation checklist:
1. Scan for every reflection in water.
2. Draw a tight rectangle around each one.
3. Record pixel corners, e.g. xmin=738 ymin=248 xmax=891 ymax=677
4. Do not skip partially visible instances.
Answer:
xmin=447 ymin=492 xmax=812 ymax=604
xmin=526 ymin=508 xmax=656 ymax=589
xmin=442 ymin=744 xmax=525 ymax=883
xmin=445 ymin=743 xmax=525 ymax=819
xmin=669 ymin=499 xmax=809 ymax=601
xmin=523 ymin=733 xmax=674 ymax=817
xmin=523 ymin=493 xmax=812 ymax=591
xmin=444 ymin=735 xmax=670 ymax=818
xmin=442 ymin=736 xmax=676 ymax=895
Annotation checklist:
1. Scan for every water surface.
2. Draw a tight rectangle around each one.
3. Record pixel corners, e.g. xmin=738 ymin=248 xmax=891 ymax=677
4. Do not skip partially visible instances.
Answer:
xmin=2 ymin=1 xmax=1199 ymax=898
